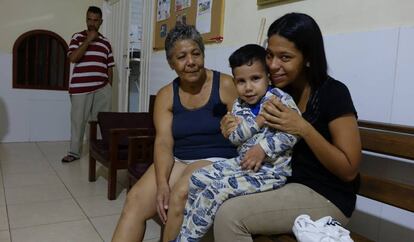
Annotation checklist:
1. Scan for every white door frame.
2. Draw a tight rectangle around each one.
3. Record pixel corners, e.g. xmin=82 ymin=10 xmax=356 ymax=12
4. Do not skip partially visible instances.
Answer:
xmin=138 ymin=0 xmax=153 ymax=112
xmin=103 ymin=0 xmax=130 ymax=112
xmin=103 ymin=0 xmax=152 ymax=112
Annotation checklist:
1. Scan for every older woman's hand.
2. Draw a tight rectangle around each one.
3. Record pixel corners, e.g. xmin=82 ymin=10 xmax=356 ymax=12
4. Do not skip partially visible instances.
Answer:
xmin=261 ymin=97 xmax=309 ymax=137
xmin=220 ymin=112 xmax=240 ymax=138
xmin=156 ymin=183 xmax=170 ymax=224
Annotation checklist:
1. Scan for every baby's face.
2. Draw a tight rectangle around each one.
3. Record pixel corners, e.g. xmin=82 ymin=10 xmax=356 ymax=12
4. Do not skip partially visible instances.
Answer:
xmin=233 ymin=60 xmax=269 ymax=105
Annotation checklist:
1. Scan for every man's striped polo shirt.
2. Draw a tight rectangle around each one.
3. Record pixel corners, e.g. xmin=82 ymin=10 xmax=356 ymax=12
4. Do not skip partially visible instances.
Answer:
xmin=67 ymin=30 xmax=115 ymax=94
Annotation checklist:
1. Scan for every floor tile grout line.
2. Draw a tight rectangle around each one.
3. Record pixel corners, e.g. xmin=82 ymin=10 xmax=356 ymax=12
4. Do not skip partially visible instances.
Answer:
xmin=6 ymin=196 xmax=79 ymax=207
xmin=9 ymin=217 xmax=91 ymax=231
xmin=35 ymin=141 xmax=106 ymax=242
xmin=0 ymin=146 xmax=13 ymax=241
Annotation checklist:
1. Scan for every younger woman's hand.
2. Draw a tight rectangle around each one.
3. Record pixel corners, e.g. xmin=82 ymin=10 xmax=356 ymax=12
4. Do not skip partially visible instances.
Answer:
xmin=240 ymin=144 xmax=266 ymax=172
xmin=156 ymin=183 xmax=170 ymax=224
xmin=220 ymin=112 xmax=240 ymax=138
xmin=262 ymin=97 xmax=309 ymax=137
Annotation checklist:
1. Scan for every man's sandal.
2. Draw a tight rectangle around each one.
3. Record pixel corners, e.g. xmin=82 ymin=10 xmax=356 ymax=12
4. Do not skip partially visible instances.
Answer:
xmin=61 ymin=155 xmax=79 ymax=163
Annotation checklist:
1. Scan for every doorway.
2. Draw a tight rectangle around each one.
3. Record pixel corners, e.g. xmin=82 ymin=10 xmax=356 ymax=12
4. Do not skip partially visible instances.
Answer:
xmin=103 ymin=0 xmax=152 ymax=112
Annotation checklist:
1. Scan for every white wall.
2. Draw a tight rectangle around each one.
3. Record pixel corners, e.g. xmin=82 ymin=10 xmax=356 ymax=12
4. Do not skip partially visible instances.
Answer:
xmin=0 ymin=0 xmax=103 ymax=52
xmin=149 ymin=0 xmax=414 ymax=126
xmin=222 ymin=0 xmax=414 ymax=46
xmin=0 ymin=54 xmax=71 ymax=142
xmin=149 ymin=26 xmax=414 ymax=125
xmin=0 ymin=0 xmax=103 ymax=142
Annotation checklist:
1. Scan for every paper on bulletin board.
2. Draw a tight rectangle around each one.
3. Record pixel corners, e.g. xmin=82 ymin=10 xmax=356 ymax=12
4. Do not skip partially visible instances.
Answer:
xmin=196 ymin=0 xmax=212 ymax=34
xmin=175 ymin=0 xmax=191 ymax=11
xmin=157 ymin=0 xmax=171 ymax=22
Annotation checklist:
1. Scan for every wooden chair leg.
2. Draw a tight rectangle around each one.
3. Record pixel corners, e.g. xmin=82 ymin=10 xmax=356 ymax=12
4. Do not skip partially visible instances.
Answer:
xmin=108 ymin=166 xmax=117 ymax=200
xmin=89 ymin=156 xmax=96 ymax=182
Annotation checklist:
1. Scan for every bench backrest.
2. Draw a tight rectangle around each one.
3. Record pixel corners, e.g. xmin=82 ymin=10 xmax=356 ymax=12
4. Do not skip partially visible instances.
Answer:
xmin=357 ymin=120 xmax=414 ymax=212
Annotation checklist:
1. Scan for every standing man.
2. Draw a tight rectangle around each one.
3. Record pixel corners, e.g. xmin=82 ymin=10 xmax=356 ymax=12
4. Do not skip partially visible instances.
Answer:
xmin=62 ymin=6 xmax=115 ymax=163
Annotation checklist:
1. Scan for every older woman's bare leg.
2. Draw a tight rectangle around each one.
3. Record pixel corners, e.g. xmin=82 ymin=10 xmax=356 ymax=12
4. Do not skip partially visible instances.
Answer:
xmin=111 ymin=162 xmax=187 ymax=242
xmin=162 ymin=160 xmax=212 ymax=242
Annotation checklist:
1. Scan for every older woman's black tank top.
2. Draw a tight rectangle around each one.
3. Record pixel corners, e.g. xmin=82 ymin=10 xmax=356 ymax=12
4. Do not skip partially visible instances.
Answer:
xmin=172 ymin=71 xmax=237 ymax=160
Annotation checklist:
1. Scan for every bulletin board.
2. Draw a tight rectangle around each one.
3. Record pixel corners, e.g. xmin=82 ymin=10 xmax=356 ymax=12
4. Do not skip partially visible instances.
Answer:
xmin=153 ymin=0 xmax=224 ymax=50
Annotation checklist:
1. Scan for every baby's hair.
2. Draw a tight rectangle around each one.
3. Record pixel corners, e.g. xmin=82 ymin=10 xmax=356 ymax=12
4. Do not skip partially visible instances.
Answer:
xmin=229 ymin=44 xmax=268 ymax=73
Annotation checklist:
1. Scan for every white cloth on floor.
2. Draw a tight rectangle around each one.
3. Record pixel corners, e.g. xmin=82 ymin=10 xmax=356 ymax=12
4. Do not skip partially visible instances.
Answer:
xmin=292 ymin=214 xmax=353 ymax=242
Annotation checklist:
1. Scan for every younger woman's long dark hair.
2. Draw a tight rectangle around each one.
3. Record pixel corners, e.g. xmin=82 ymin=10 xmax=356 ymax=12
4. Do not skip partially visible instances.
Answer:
xmin=267 ymin=12 xmax=328 ymax=89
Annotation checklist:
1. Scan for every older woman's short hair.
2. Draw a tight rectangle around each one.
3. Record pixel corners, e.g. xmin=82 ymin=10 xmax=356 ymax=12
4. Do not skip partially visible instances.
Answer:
xmin=165 ymin=25 xmax=205 ymax=60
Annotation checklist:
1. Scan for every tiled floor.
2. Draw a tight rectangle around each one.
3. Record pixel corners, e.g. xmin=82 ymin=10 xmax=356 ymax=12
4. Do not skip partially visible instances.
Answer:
xmin=0 ymin=141 xmax=161 ymax=242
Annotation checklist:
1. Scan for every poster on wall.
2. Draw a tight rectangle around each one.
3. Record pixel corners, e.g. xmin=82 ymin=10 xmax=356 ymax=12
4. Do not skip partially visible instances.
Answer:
xmin=157 ymin=0 xmax=171 ymax=22
xmin=160 ymin=24 xmax=168 ymax=38
xmin=153 ymin=0 xmax=224 ymax=49
xmin=175 ymin=0 xmax=191 ymax=11
xmin=196 ymin=0 xmax=212 ymax=34
xmin=176 ymin=13 xmax=187 ymax=26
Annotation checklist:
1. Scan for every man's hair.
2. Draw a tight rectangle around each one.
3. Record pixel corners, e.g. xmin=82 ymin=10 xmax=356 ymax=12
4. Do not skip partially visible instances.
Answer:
xmin=229 ymin=44 xmax=268 ymax=73
xmin=87 ymin=6 xmax=102 ymax=18
xmin=165 ymin=25 xmax=204 ymax=60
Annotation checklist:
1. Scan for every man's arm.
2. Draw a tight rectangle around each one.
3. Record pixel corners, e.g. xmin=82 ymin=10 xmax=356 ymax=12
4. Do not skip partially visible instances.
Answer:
xmin=108 ymin=67 xmax=113 ymax=85
xmin=68 ymin=30 xmax=98 ymax=63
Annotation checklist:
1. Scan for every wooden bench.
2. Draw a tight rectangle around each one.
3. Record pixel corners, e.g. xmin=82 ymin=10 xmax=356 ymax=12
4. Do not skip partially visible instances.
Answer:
xmin=267 ymin=120 xmax=414 ymax=242
xmin=357 ymin=120 xmax=414 ymax=213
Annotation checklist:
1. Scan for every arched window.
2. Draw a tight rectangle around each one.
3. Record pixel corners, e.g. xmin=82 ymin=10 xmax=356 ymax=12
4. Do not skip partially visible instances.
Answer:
xmin=13 ymin=30 xmax=70 ymax=90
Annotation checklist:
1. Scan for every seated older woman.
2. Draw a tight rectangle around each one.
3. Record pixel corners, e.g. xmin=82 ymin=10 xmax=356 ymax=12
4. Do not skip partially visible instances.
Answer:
xmin=111 ymin=25 xmax=238 ymax=242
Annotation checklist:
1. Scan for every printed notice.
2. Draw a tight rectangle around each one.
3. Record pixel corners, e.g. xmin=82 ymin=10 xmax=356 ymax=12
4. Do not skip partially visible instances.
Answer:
xmin=176 ymin=13 xmax=187 ymax=26
xmin=157 ymin=0 xmax=171 ymax=22
xmin=175 ymin=0 xmax=191 ymax=12
xmin=196 ymin=0 xmax=212 ymax=34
